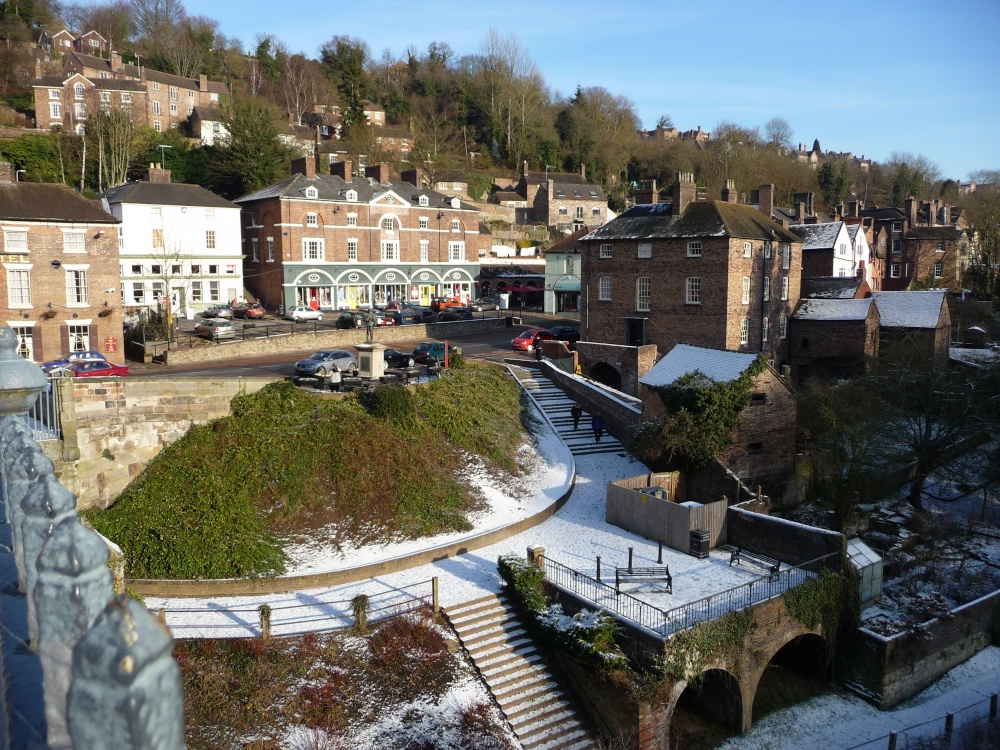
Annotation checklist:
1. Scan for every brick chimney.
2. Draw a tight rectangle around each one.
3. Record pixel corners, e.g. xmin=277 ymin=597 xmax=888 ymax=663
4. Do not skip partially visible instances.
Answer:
xmin=721 ymin=179 xmax=738 ymax=203
xmin=635 ymin=179 xmax=658 ymax=204
xmin=795 ymin=201 xmax=806 ymax=224
xmin=848 ymin=199 xmax=860 ymax=218
xmin=942 ymin=203 xmax=951 ymax=225
xmin=331 ymin=159 xmax=352 ymax=182
xmin=143 ymin=162 xmax=171 ymax=183
xmin=905 ymin=197 xmax=918 ymax=227
xmin=836 ymin=202 xmax=845 ymax=219
xmin=401 ymin=168 xmax=425 ymax=188
xmin=291 ymin=157 xmax=316 ymax=179
xmin=0 ymin=162 xmax=12 ymax=183
xmin=922 ymin=201 xmax=935 ymax=226
xmin=672 ymin=172 xmax=696 ymax=217
xmin=523 ymin=160 xmax=529 ymax=177
xmin=757 ymin=184 xmax=774 ymax=220
xmin=111 ymin=50 xmax=122 ymax=71
xmin=365 ymin=163 xmax=389 ymax=184
xmin=199 ymin=74 xmax=208 ymax=92
xmin=580 ymin=163 xmax=586 ymax=181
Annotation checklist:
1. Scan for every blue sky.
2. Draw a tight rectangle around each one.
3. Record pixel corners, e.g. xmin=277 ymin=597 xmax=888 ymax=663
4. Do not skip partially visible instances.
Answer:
xmin=189 ymin=0 xmax=1000 ymax=180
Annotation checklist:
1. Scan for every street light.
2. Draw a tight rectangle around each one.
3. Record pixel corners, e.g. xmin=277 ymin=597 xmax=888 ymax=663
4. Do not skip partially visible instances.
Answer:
xmin=545 ymin=164 xmax=556 ymax=182
xmin=15 ymin=170 xmax=26 ymax=182
xmin=157 ymin=144 xmax=172 ymax=169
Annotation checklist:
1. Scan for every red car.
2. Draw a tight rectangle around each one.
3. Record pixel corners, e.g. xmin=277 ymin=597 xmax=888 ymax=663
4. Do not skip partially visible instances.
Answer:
xmin=53 ymin=360 xmax=130 ymax=378
xmin=511 ymin=329 xmax=555 ymax=352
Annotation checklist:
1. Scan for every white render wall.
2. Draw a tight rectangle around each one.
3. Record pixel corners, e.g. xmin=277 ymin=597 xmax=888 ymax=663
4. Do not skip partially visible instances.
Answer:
xmin=110 ymin=201 xmax=244 ymax=319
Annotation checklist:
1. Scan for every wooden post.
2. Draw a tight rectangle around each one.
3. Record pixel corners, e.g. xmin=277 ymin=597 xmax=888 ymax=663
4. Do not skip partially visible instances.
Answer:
xmin=596 ymin=556 xmax=601 ymax=581
xmin=944 ymin=712 xmax=953 ymax=742
xmin=628 ymin=547 xmax=633 ymax=574
xmin=431 ymin=576 xmax=439 ymax=618
xmin=157 ymin=607 xmax=166 ymax=625
xmin=887 ymin=732 xmax=897 ymax=750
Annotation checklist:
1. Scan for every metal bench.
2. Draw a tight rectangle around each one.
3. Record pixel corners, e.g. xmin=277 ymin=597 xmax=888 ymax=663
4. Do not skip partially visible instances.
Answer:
xmin=615 ymin=566 xmax=672 ymax=595
xmin=729 ymin=547 xmax=780 ymax=577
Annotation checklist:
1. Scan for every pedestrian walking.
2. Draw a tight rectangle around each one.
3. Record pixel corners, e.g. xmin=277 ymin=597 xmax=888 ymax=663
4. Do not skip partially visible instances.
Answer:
xmin=570 ymin=402 xmax=583 ymax=431
xmin=591 ymin=414 xmax=604 ymax=443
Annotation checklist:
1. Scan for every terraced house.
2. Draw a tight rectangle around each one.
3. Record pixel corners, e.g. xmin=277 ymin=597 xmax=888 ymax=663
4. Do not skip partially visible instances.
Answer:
xmin=237 ymin=158 xmax=490 ymax=311
xmin=581 ymin=175 xmax=803 ymax=368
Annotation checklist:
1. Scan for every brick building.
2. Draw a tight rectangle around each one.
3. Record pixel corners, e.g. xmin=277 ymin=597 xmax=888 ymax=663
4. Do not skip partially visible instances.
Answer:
xmin=236 ymin=158 xmax=489 ymax=311
xmin=510 ymin=163 xmax=608 ymax=232
xmin=581 ymin=175 xmax=803 ymax=369
xmin=0 ymin=162 xmax=123 ymax=364
xmin=639 ymin=343 xmax=797 ymax=497
xmin=33 ymin=72 xmax=146 ymax=135
xmin=870 ymin=290 xmax=951 ymax=368
xmin=789 ymin=297 xmax=880 ymax=383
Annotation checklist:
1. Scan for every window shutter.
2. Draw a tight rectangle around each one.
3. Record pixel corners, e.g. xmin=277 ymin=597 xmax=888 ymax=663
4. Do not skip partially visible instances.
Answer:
xmin=59 ymin=325 xmax=69 ymax=357
xmin=32 ymin=325 xmax=44 ymax=361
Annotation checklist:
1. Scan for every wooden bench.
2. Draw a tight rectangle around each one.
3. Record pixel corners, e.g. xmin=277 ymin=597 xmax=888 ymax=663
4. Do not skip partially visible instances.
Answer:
xmin=615 ymin=566 xmax=672 ymax=595
xmin=729 ymin=548 xmax=780 ymax=577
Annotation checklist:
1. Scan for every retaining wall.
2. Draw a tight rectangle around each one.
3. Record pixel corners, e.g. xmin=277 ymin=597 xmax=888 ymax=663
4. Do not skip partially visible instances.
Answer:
xmin=726 ymin=505 xmax=844 ymax=567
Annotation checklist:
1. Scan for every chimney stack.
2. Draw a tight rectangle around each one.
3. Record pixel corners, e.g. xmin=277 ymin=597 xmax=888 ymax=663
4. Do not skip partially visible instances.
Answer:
xmin=199 ymin=74 xmax=208 ymax=92
xmin=291 ymin=156 xmax=316 ymax=179
xmin=523 ymin=160 xmax=528 ymax=177
xmin=0 ymin=162 xmax=12 ymax=183
xmin=401 ymin=168 xmax=425 ymax=188
xmin=331 ymin=159 xmax=352 ymax=182
xmin=848 ymin=199 xmax=860 ymax=218
xmin=836 ymin=202 xmax=845 ymax=219
xmin=111 ymin=50 xmax=122 ymax=71
xmin=757 ymin=184 xmax=774 ymax=220
xmin=795 ymin=201 xmax=806 ymax=224
xmin=144 ymin=162 xmax=171 ymax=183
xmin=636 ymin=179 xmax=658 ymax=204
xmin=721 ymin=179 xmax=738 ymax=203
xmin=672 ymin=172 xmax=696 ymax=217
xmin=942 ymin=203 xmax=951 ymax=225
xmin=580 ymin=163 xmax=586 ymax=180
xmin=365 ymin=163 xmax=389 ymax=184
xmin=906 ymin=197 xmax=918 ymax=227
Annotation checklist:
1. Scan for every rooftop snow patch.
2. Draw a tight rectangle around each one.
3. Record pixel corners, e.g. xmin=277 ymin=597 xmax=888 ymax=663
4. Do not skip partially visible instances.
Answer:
xmin=793 ymin=298 xmax=874 ymax=321
xmin=870 ymin=290 xmax=946 ymax=328
xmin=640 ymin=343 xmax=758 ymax=387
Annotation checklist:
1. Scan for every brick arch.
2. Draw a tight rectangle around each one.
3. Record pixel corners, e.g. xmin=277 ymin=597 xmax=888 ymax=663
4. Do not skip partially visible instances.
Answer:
xmin=742 ymin=627 xmax=828 ymax=731
xmin=589 ymin=361 xmax=622 ymax=391
xmin=301 ymin=209 xmax=325 ymax=228
xmin=666 ymin=667 xmax=746 ymax=741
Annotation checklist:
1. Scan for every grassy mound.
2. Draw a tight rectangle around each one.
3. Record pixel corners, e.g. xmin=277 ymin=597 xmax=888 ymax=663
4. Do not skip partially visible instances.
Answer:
xmin=86 ymin=363 xmax=526 ymax=580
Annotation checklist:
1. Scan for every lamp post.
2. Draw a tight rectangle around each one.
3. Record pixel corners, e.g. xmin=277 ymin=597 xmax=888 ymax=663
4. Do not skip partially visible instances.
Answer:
xmin=15 ymin=170 xmax=26 ymax=182
xmin=157 ymin=144 xmax=172 ymax=170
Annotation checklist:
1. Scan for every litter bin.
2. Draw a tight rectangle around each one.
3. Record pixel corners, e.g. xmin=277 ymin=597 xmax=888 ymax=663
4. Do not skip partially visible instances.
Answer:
xmin=690 ymin=529 xmax=710 ymax=559
xmin=505 ymin=315 xmax=522 ymax=327
xmin=276 ymin=304 xmax=285 ymax=317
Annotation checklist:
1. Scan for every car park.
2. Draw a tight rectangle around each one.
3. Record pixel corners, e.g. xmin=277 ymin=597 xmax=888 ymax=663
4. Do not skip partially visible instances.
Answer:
xmin=431 ymin=296 xmax=465 ymax=312
xmin=336 ymin=311 xmax=366 ymax=329
xmin=383 ymin=348 xmax=416 ymax=368
xmin=383 ymin=309 xmax=419 ymax=326
xmin=194 ymin=318 xmax=237 ymax=340
xmin=202 ymin=306 xmax=233 ymax=319
xmin=375 ymin=311 xmax=396 ymax=326
xmin=548 ymin=325 xmax=581 ymax=344
xmin=294 ymin=349 xmax=358 ymax=377
xmin=50 ymin=360 xmax=130 ymax=378
xmin=469 ymin=296 xmax=502 ymax=312
xmin=511 ymin=329 xmax=555 ymax=352
xmin=41 ymin=350 xmax=107 ymax=371
xmin=438 ymin=306 xmax=474 ymax=321
xmin=232 ymin=303 xmax=266 ymax=319
xmin=412 ymin=341 xmax=460 ymax=364
xmin=285 ymin=305 xmax=324 ymax=322
xmin=403 ymin=306 xmax=437 ymax=324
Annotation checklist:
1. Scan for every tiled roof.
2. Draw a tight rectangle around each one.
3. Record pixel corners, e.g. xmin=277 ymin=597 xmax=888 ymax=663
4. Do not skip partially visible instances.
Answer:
xmin=434 ymin=170 xmax=467 ymax=183
xmin=793 ymin=298 xmax=874 ymax=321
xmin=870 ymin=290 xmax=946 ymax=329
xmin=0 ymin=182 xmax=118 ymax=223
xmin=584 ymin=201 xmax=801 ymax=243
xmin=525 ymin=170 xmax=587 ymax=185
xmin=69 ymin=51 xmax=111 ymax=71
xmin=494 ymin=190 xmax=524 ymax=202
xmin=191 ymin=106 xmax=223 ymax=122
xmin=102 ymin=181 xmax=237 ymax=209
xmin=907 ymin=226 xmax=962 ymax=240
xmin=544 ymin=228 xmax=588 ymax=254
xmin=801 ymin=277 xmax=866 ymax=299
xmin=791 ymin=221 xmax=844 ymax=250
xmin=551 ymin=181 xmax=606 ymax=200
xmin=640 ymin=344 xmax=759 ymax=387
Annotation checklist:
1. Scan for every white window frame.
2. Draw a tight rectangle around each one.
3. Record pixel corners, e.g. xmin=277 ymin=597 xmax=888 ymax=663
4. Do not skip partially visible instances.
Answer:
xmin=190 ymin=281 xmax=202 ymax=302
xmin=302 ymin=238 xmax=324 ymax=261
xmin=209 ymin=281 xmax=220 ymax=302
xmin=74 ymin=83 xmax=85 ymax=100
xmin=448 ymin=241 xmax=465 ymax=261
xmin=781 ymin=243 xmax=791 ymax=270
xmin=779 ymin=315 xmax=787 ymax=339
xmin=934 ymin=262 xmax=943 ymax=278
xmin=266 ymin=237 xmax=274 ymax=262
xmin=306 ymin=212 xmax=318 ymax=227
xmin=100 ymin=91 xmax=110 ymax=103
xmin=419 ymin=240 xmax=428 ymax=262
xmin=50 ymin=102 xmax=61 ymax=118
xmin=781 ymin=276 xmax=789 ymax=300
xmin=743 ymin=241 xmax=752 ymax=257
xmin=890 ymin=263 xmax=901 ymax=278
xmin=740 ymin=318 xmax=749 ymax=345
xmin=418 ymin=195 xmax=429 ymax=207
xmin=68 ymin=324 xmax=90 ymax=352
xmin=451 ymin=219 xmax=461 ymax=232
xmin=48 ymin=88 xmax=60 ymax=99
xmin=636 ymin=277 xmax=651 ymax=311
xmin=205 ymin=230 xmax=216 ymax=249
xmin=12 ymin=325 xmax=34 ymax=361
xmin=65 ymin=267 xmax=89 ymax=306
xmin=382 ymin=217 xmax=396 ymax=232
xmin=419 ymin=217 xmax=428 ymax=229
xmin=347 ymin=214 xmax=358 ymax=227
xmin=599 ymin=244 xmax=613 ymax=259
xmin=599 ymin=276 xmax=612 ymax=301
xmin=564 ymin=256 xmax=575 ymax=274
xmin=251 ymin=237 xmax=259 ymax=262
xmin=152 ymin=100 xmax=161 ymax=115
xmin=381 ymin=240 xmax=400 ymax=262
xmin=686 ymin=276 xmax=701 ymax=305
xmin=742 ymin=276 xmax=751 ymax=305
xmin=4 ymin=230 xmax=29 ymax=253
xmin=686 ymin=241 xmax=702 ymax=257
xmin=121 ymin=92 xmax=131 ymax=103
xmin=763 ymin=277 xmax=770 ymax=302
xmin=637 ymin=242 xmax=652 ymax=259
xmin=764 ymin=241 xmax=771 ymax=259
xmin=153 ymin=121 xmax=161 ymax=132
xmin=6 ymin=268 xmax=31 ymax=307
xmin=347 ymin=239 xmax=358 ymax=261
xmin=762 ymin=318 xmax=768 ymax=342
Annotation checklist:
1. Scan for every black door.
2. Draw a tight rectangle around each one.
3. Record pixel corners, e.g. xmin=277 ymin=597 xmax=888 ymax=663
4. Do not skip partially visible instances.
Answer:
xmin=626 ymin=318 xmax=646 ymax=347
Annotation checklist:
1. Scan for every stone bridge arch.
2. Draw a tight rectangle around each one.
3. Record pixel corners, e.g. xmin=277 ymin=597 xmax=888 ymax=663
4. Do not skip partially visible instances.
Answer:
xmin=588 ymin=361 xmax=622 ymax=390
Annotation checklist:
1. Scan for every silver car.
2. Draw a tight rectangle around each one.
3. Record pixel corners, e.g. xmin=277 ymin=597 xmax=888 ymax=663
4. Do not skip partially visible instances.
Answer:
xmin=194 ymin=318 xmax=236 ymax=340
xmin=294 ymin=349 xmax=358 ymax=377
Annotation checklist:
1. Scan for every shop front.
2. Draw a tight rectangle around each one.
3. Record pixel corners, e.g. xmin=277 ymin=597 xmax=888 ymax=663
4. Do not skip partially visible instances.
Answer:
xmin=288 ymin=266 xmax=477 ymax=311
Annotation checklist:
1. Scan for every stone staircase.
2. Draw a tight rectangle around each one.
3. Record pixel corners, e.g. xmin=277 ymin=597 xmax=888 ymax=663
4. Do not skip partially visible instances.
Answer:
xmin=444 ymin=593 xmax=599 ymax=750
xmin=515 ymin=368 xmax=626 ymax=456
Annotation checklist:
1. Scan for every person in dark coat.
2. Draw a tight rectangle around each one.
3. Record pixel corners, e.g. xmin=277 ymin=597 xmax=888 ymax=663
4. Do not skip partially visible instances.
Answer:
xmin=570 ymin=402 xmax=583 ymax=431
xmin=591 ymin=414 xmax=604 ymax=443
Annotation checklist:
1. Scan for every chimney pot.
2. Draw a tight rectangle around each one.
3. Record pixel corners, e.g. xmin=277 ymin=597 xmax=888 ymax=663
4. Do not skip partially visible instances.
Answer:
xmin=291 ymin=156 xmax=316 ymax=179
xmin=758 ymin=184 xmax=774 ymax=219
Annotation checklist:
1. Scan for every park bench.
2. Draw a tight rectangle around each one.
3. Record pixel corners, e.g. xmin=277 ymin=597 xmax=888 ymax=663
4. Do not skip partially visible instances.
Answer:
xmin=729 ymin=547 xmax=780 ymax=577
xmin=615 ymin=566 xmax=672 ymax=595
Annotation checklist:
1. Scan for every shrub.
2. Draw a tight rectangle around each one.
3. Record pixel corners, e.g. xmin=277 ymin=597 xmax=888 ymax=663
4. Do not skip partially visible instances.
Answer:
xmin=364 ymin=382 xmax=416 ymax=424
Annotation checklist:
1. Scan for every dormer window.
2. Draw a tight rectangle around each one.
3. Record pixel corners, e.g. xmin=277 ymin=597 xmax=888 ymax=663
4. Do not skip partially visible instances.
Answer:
xmin=345 ymin=189 xmax=357 ymax=202
xmin=418 ymin=195 xmax=429 ymax=207
xmin=450 ymin=197 xmax=460 ymax=209
xmin=304 ymin=187 xmax=318 ymax=199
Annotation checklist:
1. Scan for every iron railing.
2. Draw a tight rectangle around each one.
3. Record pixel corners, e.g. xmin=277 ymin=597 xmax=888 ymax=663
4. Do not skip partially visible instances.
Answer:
xmin=542 ymin=552 xmax=840 ymax=639
xmin=27 ymin=375 xmax=61 ymax=441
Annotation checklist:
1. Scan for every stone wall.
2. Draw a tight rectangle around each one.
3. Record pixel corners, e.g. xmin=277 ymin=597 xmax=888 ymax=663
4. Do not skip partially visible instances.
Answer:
xmin=162 ymin=317 xmax=508 ymax=365
xmin=841 ymin=589 xmax=1000 ymax=709
xmin=575 ymin=341 xmax=657 ymax=397
xmin=726 ymin=504 xmax=844 ymax=567
xmin=538 ymin=360 xmax=643 ymax=445
xmin=45 ymin=375 xmax=277 ymax=509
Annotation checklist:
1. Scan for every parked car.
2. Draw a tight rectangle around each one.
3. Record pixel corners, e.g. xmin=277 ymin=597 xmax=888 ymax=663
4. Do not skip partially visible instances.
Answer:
xmin=412 ymin=341 xmax=460 ymax=365
xmin=548 ymin=325 xmax=581 ymax=344
xmin=41 ymin=350 xmax=107 ymax=371
xmin=51 ymin=360 xmax=129 ymax=378
xmin=383 ymin=309 xmax=419 ymax=326
xmin=232 ymin=303 xmax=266 ymax=319
xmin=375 ymin=311 xmax=396 ymax=326
xmin=438 ymin=306 xmax=474 ymax=321
xmin=511 ymin=329 xmax=555 ymax=352
xmin=336 ymin=311 xmax=366 ymax=329
xmin=469 ymin=296 xmax=502 ymax=312
xmin=194 ymin=318 xmax=237 ymax=340
xmin=402 ymin=306 xmax=437 ymax=324
xmin=202 ymin=306 xmax=233 ymax=319
xmin=294 ymin=349 xmax=358 ymax=377
xmin=430 ymin=296 xmax=462 ymax=312
xmin=383 ymin=348 xmax=416 ymax=368
xmin=285 ymin=305 xmax=324 ymax=322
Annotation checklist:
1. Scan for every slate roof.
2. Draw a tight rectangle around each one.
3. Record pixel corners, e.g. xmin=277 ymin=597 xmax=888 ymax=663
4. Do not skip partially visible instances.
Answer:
xmin=584 ymin=201 xmax=801 ymax=243
xmin=791 ymin=221 xmax=844 ymax=250
xmin=235 ymin=173 xmax=478 ymax=211
xmin=191 ymin=106 xmax=223 ymax=122
xmin=525 ymin=170 xmax=587 ymax=185
xmin=551 ymin=181 xmax=606 ymax=201
xmin=68 ymin=52 xmax=111 ymax=71
xmin=640 ymin=344 xmax=759 ymax=387
xmin=801 ymin=277 xmax=866 ymax=299
xmin=793 ymin=298 xmax=874 ymax=321
xmin=0 ymin=182 xmax=118 ymax=223
xmin=907 ymin=226 xmax=962 ymax=240
xmin=870 ymin=290 xmax=946 ymax=329
xmin=544 ymin=228 xmax=587 ymax=254
xmin=102 ymin=182 xmax=237 ymax=209
xmin=434 ymin=170 xmax=467 ymax=183
xmin=845 ymin=224 xmax=863 ymax=243
xmin=860 ymin=207 xmax=905 ymax=221
xmin=494 ymin=190 xmax=524 ymax=202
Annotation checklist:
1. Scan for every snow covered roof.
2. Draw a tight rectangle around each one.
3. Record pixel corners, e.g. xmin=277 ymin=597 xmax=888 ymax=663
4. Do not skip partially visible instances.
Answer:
xmin=640 ymin=344 xmax=759 ymax=387
xmin=793 ymin=298 xmax=874 ymax=321
xmin=790 ymin=221 xmax=844 ymax=250
xmin=801 ymin=277 xmax=866 ymax=299
xmin=846 ymin=224 xmax=863 ymax=242
xmin=870 ymin=290 xmax=947 ymax=329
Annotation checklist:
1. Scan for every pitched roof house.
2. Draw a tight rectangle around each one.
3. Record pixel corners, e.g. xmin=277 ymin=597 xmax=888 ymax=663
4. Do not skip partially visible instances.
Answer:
xmin=870 ymin=290 xmax=951 ymax=367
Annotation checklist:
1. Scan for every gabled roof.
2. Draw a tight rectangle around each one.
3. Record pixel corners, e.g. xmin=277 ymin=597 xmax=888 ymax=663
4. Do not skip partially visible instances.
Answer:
xmin=434 ymin=170 xmax=467 ymax=183
xmin=801 ymin=277 xmax=867 ymax=299
xmin=793 ymin=298 xmax=875 ymax=322
xmin=0 ymin=182 xmax=118 ymax=223
xmin=640 ymin=344 xmax=759 ymax=387
xmin=845 ymin=224 xmax=864 ymax=243
xmin=544 ymin=228 xmax=587 ymax=254
xmin=68 ymin=51 xmax=111 ymax=71
xmin=551 ymin=181 xmax=606 ymax=201
xmin=870 ymin=290 xmax=947 ymax=329
xmin=191 ymin=106 xmax=224 ymax=122
xmin=791 ymin=221 xmax=844 ymax=250
xmin=494 ymin=190 xmax=524 ymax=202
xmin=525 ymin=170 xmax=587 ymax=186
xmin=102 ymin=181 xmax=237 ymax=209
xmin=584 ymin=201 xmax=801 ymax=243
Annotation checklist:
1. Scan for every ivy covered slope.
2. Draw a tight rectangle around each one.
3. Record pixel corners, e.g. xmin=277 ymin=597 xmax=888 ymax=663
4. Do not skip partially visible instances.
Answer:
xmin=86 ymin=363 xmax=526 ymax=580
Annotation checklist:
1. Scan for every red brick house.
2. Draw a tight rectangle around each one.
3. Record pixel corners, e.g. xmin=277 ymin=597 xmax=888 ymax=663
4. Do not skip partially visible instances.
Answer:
xmin=789 ymin=297 xmax=880 ymax=383
xmin=515 ymin=163 xmax=608 ymax=232
xmin=870 ymin=290 xmax=951 ymax=368
xmin=0 ymin=162 xmax=123 ymax=364
xmin=581 ymin=174 xmax=803 ymax=370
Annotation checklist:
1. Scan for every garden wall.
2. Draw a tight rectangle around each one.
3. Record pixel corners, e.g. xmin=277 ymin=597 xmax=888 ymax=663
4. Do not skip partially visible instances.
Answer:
xmin=726 ymin=505 xmax=844 ymax=567
xmin=841 ymin=589 xmax=1000 ymax=709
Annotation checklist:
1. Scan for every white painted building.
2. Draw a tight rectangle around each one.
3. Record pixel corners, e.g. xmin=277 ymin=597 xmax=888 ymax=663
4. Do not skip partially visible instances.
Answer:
xmin=101 ymin=166 xmax=243 ymax=319
xmin=792 ymin=221 xmax=861 ymax=280
xmin=845 ymin=223 xmax=874 ymax=289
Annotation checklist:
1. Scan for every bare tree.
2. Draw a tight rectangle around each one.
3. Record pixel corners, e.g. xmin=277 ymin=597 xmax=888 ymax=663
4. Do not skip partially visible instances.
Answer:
xmin=128 ymin=0 xmax=184 ymax=39
xmin=764 ymin=116 xmax=794 ymax=150
xmin=282 ymin=52 xmax=321 ymax=126
xmin=86 ymin=99 xmax=141 ymax=189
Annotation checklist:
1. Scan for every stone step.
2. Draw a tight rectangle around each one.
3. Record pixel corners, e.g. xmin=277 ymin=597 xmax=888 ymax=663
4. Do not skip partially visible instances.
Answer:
xmin=478 ymin=645 xmax=539 ymax=673
xmin=462 ymin=624 xmax=528 ymax=651
xmin=530 ymin=729 xmax=595 ymax=750
xmin=520 ymin=717 xmax=588 ymax=749
xmin=494 ymin=679 xmax=562 ymax=710
xmin=467 ymin=637 xmax=534 ymax=663
xmin=507 ymin=696 xmax=572 ymax=727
